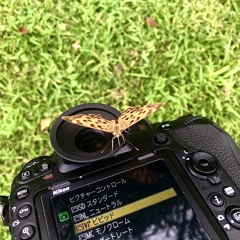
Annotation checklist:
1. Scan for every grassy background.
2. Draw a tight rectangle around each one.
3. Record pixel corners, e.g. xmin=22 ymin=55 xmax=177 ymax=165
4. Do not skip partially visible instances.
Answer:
xmin=0 ymin=0 xmax=240 ymax=238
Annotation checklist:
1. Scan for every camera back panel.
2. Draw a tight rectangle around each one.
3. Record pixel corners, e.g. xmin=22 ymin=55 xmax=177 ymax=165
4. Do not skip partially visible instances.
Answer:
xmin=4 ymin=109 xmax=240 ymax=240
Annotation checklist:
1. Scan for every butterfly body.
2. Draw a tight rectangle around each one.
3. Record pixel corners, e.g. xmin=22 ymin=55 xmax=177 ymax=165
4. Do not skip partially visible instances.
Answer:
xmin=110 ymin=121 xmax=123 ymax=138
xmin=62 ymin=103 xmax=164 ymax=152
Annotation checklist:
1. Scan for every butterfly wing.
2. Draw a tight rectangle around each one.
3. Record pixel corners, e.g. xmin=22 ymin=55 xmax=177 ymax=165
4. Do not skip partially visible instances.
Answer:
xmin=62 ymin=114 xmax=115 ymax=133
xmin=118 ymin=103 xmax=164 ymax=130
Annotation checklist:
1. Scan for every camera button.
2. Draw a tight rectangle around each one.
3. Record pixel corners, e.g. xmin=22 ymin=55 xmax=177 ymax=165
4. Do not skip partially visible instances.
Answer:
xmin=18 ymin=205 xmax=31 ymax=219
xmin=231 ymin=209 xmax=240 ymax=223
xmin=161 ymin=123 xmax=171 ymax=131
xmin=226 ymin=207 xmax=240 ymax=229
xmin=40 ymin=162 xmax=50 ymax=171
xmin=223 ymin=186 xmax=235 ymax=197
xmin=16 ymin=188 xmax=29 ymax=200
xmin=20 ymin=170 xmax=31 ymax=181
xmin=207 ymin=174 xmax=221 ymax=185
xmin=210 ymin=194 xmax=224 ymax=206
xmin=20 ymin=225 xmax=34 ymax=239
xmin=191 ymin=152 xmax=217 ymax=175
xmin=39 ymin=161 xmax=52 ymax=172
xmin=154 ymin=133 xmax=168 ymax=144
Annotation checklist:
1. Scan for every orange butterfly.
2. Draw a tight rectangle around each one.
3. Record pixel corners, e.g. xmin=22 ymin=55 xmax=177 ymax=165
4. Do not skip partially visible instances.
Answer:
xmin=62 ymin=103 xmax=164 ymax=152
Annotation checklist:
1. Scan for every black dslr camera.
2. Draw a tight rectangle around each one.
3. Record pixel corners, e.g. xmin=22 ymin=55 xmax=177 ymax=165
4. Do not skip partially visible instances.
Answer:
xmin=1 ymin=103 xmax=240 ymax=240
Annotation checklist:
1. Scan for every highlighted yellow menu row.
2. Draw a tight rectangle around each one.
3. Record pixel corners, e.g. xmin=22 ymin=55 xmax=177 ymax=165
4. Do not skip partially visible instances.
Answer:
xmin=75 ymin=188 xmax=177 ymax=234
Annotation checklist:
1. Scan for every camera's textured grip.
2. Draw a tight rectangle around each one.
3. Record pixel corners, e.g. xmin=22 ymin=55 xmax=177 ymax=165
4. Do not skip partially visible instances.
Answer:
xmin=172 ymin=124 xmax=240 ymax=188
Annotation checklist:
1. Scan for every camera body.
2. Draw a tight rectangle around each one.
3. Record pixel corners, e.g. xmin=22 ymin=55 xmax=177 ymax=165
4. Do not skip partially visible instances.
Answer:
xmin=1 ymin=103 xmax=240 ymax=240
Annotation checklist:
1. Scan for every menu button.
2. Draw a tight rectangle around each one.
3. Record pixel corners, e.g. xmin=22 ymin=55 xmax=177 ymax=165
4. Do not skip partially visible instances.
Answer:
xmin=16 ymin=188 xmax=29 ymax=200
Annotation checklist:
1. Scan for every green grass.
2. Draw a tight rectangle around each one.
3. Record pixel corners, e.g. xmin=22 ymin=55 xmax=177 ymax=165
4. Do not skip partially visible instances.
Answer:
xmin=0 ymin=0 xmax=240 ymax=238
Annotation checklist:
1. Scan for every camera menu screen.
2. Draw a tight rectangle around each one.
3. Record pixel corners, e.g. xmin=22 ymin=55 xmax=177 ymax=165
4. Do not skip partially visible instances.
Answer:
xmin=51 ymin=160 xmax=211 ymax=240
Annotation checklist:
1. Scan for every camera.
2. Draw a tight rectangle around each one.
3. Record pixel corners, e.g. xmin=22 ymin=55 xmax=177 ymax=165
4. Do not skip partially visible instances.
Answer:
xmin=1 ymin=103 xmax=240 ymax=240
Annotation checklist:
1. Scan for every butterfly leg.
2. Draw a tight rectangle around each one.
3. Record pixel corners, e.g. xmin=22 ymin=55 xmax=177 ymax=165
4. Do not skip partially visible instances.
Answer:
xmin=125 ymin=139 xmax=139 ymax=151
xmin=101 ymin=138 xmax=113 ymax=153
xmin=123 ymin=129 xmax=131 ymax=134
xmin=122 ymin=131 xmax=138 ymax=151
xmin=101 ymin=137 xmax=116 ymax=153
xmin=117 ymin=136 xmax=121 ymax=147
xmin=111 ymin=138 xmax=114 ymax=153
xmin=121 ymin=134 xmax=126 ymax=144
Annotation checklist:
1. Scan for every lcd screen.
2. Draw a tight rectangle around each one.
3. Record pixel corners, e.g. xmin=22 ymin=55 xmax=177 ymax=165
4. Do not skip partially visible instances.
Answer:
xmin=52 ymin=160 xmax=211 ymax=240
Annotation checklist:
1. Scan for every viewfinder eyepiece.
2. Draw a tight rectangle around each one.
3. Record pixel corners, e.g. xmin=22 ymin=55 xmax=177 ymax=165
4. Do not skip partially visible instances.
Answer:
xmin=50 ymin=103 xmax=124 ymax=163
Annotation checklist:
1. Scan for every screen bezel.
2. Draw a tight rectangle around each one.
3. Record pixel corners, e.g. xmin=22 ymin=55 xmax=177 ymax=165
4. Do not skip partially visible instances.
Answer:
xmin=34 ymin=150 xmax=225 ymax=240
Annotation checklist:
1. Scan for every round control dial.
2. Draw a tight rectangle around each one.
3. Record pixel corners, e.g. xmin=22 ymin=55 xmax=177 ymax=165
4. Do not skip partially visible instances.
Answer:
xmin=190 ymin=152 xmax=218 ymax=175
xmin=186 ymin=152 xmax=219 ymax=180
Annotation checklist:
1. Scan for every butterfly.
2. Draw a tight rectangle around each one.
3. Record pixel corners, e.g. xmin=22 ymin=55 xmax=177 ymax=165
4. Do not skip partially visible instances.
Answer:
xmin=62 ymin=103 xmax=164 ymax=153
